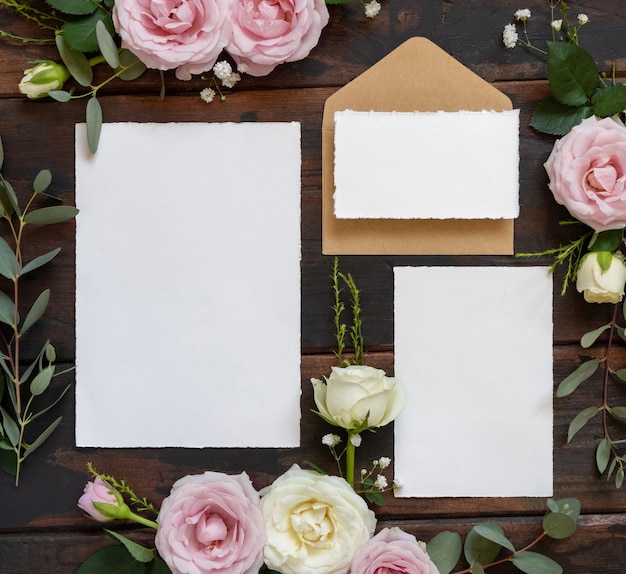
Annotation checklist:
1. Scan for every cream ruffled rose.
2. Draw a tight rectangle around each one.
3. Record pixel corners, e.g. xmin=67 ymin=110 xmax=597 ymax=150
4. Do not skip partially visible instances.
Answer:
xmin=260 ymin=464 xmax=376 ymax=574
xmin=576 ymin=252 xmax=626 ymax=303
xmin=113 ymin=0 xmax=232 ymax=81
xmin=155 ymin=471 xmax=265 ymax=574
xmin=544 ymin=115 xmax=626 ymax=232
xmin=350 ymin=527 xmax=440 ymax=574
xmin=226 ymin=0 xmax=330 ymax=76
xmin=312 ymin=365 xmax=405 ymax=431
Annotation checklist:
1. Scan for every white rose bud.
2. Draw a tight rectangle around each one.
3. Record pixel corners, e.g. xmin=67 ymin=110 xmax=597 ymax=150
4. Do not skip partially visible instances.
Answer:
xmin=576 ymin=252 xmax=626 ymax=304
xmin=18 ymin=61 xmax=70 ymax=100
xmin=312 ymin=365 xmax=405 ymax=431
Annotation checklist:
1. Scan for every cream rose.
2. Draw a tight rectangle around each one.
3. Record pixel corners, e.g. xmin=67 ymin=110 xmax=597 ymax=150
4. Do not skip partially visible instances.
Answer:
xmin=113 ymin=0 xmax=232 ymax=81
xmin=260 ymin=464 xmax=376 ymax=574
xmin=312 ymin=365 xmax=405 ymax=431
xmin=544 ymin=115 xmax=626 ymax=232
xmin=576 ymin=251 xmax=626 ymax=303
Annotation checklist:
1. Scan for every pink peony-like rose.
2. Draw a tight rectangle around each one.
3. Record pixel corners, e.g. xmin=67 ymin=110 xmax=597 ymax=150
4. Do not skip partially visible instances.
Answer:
xmin=77 ymin=477 xmax=120 ymax=522
xmin=226 ymin=0 xmax=330 ymax=76
xmin=155 ymin=471 xmax=266 ymax=574
xmin=113 ymin=0 xmax=233 ymax=81
xmin=350 ymin=527 xmax=440 ymax=574
xmin=544 ymin=115 xmax=626 ymax=232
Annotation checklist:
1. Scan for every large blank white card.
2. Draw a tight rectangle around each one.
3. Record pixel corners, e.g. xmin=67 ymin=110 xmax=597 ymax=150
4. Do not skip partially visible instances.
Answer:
xmin=394 ymin=266 xmax=553 ymax=498
xmin=334 ymin=109 xmax=519 ymax=220
xmin=75 ymin=122 xmax=302 ymax=448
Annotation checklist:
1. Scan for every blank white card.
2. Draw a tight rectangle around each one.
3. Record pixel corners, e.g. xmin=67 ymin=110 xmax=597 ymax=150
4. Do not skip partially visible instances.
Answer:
xmin=394 ymin=266 xmax=553 ymax=497
xmin=75 ymin=122 xmax=301 ymax=448
xmin=334 ymin=110 xmax=519 ymax=220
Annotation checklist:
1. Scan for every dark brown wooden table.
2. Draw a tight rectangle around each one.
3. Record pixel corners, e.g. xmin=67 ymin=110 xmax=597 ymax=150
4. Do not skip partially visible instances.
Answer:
xmin=1 ymin=0 xmax=626 ymax=571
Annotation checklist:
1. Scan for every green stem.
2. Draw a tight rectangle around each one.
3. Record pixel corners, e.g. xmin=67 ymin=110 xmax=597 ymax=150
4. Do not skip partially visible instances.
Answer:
xmin=345 ymin=435 xmax=355 ymax=487
xmin=128 ymin=510 xmax=158 ymax=530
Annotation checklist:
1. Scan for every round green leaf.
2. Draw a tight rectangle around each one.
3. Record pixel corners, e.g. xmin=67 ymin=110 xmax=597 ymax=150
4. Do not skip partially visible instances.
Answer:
xmin=472 ymin=522 xmax=515 ymax=552
xmin=464 ymin=525 xmax=502 ymax=566
xmin=33 ymin=169 xmax=52 ymax=194
xmin=543 ymin=512 xmax=577 ymax=539
xmin=48 ymin=90 xmax=72 ymax=103
xmin=426 ymin=531 xmax=462 ymax=574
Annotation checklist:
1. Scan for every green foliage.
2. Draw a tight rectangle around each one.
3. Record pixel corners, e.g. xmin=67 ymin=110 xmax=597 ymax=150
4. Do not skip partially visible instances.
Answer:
xmin=77 ymin=545 xmax=151 ymax=574
xmin=567 ymin=406 xmax=600 ymax=442
xmin=0 ymin=139 xmax=77 ymax=484
xmin=330 ymin=257 xmax=365 ymax=366
xmin=512 ymin=551 xmax=562 ymax=574
xmin=426 ymin=531 xmax=462 ymax=574
xmin=555 ymin=358 xmax=599 ymax=397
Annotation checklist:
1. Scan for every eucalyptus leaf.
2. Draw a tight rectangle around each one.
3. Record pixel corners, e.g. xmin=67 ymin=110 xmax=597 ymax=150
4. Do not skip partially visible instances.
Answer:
xmin=464 ymin=525 xmax=502 ymax=566
xmin=615 ymin=368 xmax=626 ymax=381
xmin=20 ymin=249 xmax=61 ymax=276
xmin=426 ymin=531 xmax=462 ymax=574
xmin=617 ymin=327 xmax=626 ymax=344
xmin=547 ymin=498 xmax=581 ymax=521
xmin=0 ymin=290 xmax=15 ymax=327
xmin=0 ymin=135 xmax=3 ymax=170
xmin=547 ymin=41 xmax=599 ymax=106
xmin=96 ymin=19 xmax=120 ymax=69
xmin=62 ymin=9 xmax=113 ymax=53
xmin=0 ymin=175 xmax=20 ymax=216
xmin=556 ymin=358 xmax=600 ymax=397
xmin=24 ymin=205 xmax=78 ymax=226
xmin=616 ymin=466 xmax=625 ymax=489
xmin=48 ymin=90 xmax=72 ymax=103
xmin=55 ymin=34 xmax=93 ymax=87
xmin=608 ymin=406 xmax=626 ymax=421
xmin=22 ymin=415 xmax=61 ymax=458
xmin=471 ymin=562 xmax=485 ymax=574
xmin=543 ymin=512 xmax=577 ymax=539
xmin=580 ymin=323 xmax=611 ymax=348
xmin=105 ymin=530 xmax=156 ymax=563
xmin=512 ymin=551 xmax=563 ymax=574
xmin=87 ymin=96 xmax=103 ymax=153
xmin=0 ymin=406 xmax=19 ymax=447
xmin=592 ymin=84 xmax=626 ymax=118
xmin=33 ymin=169 xmax=52 ymax=194
xmin=29 ymin=365 xmax=55 ymax=396
xmin=472 ymin=523 xmax=515 ymax=552
xmin=530 ymin=97 xmax=593 ymax=135
xmin=76 ymin=543 xmax=146 ymax=574
xmin=118 ymin=50 xmax=147 ymax=81
xmin=29 ymin=383 xmax=71 ymax=422
xmin=45 ymin=0 xmax=98 ymax=16
xmin=0 ymin=235 xmax=16 ymax=279
xmin=567 ymin=406 xmax=601 ymax=443
xmin=596 ymin=437 xmax=611 ymax=473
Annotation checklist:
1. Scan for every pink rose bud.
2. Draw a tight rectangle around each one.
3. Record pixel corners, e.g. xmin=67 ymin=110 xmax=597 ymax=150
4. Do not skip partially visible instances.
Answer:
xmin=78 ymin=477 xmax=123 ymax=522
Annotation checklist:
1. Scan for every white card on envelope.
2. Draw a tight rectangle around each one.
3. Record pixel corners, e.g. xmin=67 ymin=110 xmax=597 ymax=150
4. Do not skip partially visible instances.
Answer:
xmin=334 ymin=110 xmax=519 ymax=220
xmin=75 ymin=122 xmax=301 ymax=448
xmin=394 ymin=266 xmax=553 ymax=497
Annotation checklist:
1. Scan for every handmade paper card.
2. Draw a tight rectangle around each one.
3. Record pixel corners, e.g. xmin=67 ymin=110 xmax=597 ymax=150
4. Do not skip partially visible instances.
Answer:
xmin=322 ymin=37 xmax=516 ymax=255
xmin=394 ymin=266 xmax=553 ymax=498
xmin=75 ymin=122 xmax=301 ymax=448
xmin=333 ymin=109 xmax=519 ymax=219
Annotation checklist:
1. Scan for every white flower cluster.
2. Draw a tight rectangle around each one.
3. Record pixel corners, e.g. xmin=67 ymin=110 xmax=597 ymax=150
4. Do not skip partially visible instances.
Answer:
xmin=502 ymin=23 xmax=518 ymax=49
xmin=364 ymin=0 xmax=381 ymax=18
xmin=200 ymin=59 xmax=245 ymax=103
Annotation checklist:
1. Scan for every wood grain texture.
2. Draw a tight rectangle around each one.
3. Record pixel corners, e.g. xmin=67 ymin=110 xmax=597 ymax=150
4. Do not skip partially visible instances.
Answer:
xmin=1 ymin=0 xmax=626 ymax=571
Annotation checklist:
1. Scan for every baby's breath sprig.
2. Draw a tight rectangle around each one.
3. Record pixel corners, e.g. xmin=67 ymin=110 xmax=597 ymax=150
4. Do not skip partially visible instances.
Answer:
xmin=87 ymin=461 xmax=159 ymax=515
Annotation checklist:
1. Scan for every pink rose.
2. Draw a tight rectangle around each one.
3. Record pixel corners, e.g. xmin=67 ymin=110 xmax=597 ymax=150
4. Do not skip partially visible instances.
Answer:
xmin=77 ymin=477 xmax=120 ymax=522
xmin=113 ymin=0 xmax=233 ymax=80
xmin=155 ymin=471 xmax=265 ymax=574
xmin=226 ymin=0 xmax=330 ymax=76
xmin=544 ymin=116 xmax=626 ymax=232
xmin=350 ymin=527 xmax=440 ymax=574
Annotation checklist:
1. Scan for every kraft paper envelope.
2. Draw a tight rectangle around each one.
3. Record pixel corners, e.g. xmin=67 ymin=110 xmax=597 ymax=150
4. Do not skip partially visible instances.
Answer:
xmin=322 ymin=37 xmax=515 ymax=255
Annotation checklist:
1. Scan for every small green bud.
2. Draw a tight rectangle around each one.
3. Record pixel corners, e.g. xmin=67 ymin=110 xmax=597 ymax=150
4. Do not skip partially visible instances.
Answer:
xmin=18 ymin=61 xmax=71 ymax=100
